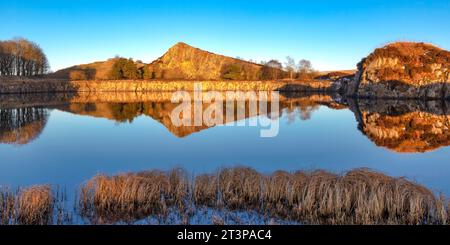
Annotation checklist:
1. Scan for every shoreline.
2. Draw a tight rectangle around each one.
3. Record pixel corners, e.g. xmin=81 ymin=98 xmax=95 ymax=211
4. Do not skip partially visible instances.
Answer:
xmin=0 ymin=78 xmax=334 ymax=94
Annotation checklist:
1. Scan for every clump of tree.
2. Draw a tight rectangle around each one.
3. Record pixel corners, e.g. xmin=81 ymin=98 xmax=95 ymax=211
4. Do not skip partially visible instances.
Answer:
xmin=221 ymin=63 xmax=245 ymax=80
xmin=261 ymin=60 xmax=283 ymax=80
xmin=283 ymin=57 xmax=318 ymax=80
xmin=0 ymin=38 xmax=49 ymax=76
xmin=297 ymin=59 xmax=317 ymax=79
xmin=108 ymin=58 xmax=139 ymax=80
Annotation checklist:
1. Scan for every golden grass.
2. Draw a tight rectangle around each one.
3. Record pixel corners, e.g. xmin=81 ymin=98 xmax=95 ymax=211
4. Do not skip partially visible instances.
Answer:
xmin=16 ymin=185 xmax=53 ymax=225
xmin=79 ymin=167 xmax=450 ymax=225
xmin=198 ymin=168 xmax=449 ymax=224
xmin=0 ymin=188 xmax=15 ymax=225
xmin=0 ymin=185 xmax=54 ymax=225
xmin=79 ymin=168 xmax=189 ymax=224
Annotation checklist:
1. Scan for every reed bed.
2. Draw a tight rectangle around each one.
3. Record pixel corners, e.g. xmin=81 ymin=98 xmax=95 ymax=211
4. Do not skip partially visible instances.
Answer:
xmin=16 ymin=185 xmax=53 ymax=225
xmin=0 ymin=185 xmax=56 ymax=225
xmin=78 ymin=167 xmax=450 ymax=225
xmin=79 ymin=168 xmax=189 ymax=224
xmin=0 ymin=185 xmax=73 ymax=225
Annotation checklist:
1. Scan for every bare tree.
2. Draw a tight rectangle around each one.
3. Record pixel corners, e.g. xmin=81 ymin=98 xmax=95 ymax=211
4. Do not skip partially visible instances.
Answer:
xmin=285 ymin=56 xmax=296 ymax=79
xmin=298 ymin=59 xmax=313 ymax=73
xmin=297 ymin=59 xmax=314 ymax=79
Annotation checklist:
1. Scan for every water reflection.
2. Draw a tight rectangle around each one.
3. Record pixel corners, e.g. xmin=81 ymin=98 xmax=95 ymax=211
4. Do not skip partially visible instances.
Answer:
xmin=1 ymin=92 xmax=450 ymax=153
xmin=0 ymin=107 xmax=49 ymax=145
xmin=348 ymin=99 xmax=450 ymax=153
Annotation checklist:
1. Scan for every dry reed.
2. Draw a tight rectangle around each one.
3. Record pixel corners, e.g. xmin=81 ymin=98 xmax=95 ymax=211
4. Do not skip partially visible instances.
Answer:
xmin=79 ymin=169 xmax=189 ymax=224
xmin=78 ymin=167 xmax=450 ymax=225
xmin=16 ymin=185 xmax=53 ymax=225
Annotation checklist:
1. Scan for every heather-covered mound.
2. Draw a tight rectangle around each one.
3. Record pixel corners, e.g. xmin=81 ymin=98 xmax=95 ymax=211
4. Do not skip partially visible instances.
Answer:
xmin=347 ymin=42 xmax=450 ymax=98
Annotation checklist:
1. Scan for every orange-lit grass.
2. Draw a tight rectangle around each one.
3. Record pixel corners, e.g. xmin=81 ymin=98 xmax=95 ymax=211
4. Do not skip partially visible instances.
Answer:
xmin=79 ymin=168 xmax=188 ymax=224
xmin=78 ymin=167 xmax=449 ymax=225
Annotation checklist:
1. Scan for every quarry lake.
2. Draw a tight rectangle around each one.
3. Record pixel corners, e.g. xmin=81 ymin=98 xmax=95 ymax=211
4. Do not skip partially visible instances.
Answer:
xmin=1 ymin=92 xmax=450 ymax=224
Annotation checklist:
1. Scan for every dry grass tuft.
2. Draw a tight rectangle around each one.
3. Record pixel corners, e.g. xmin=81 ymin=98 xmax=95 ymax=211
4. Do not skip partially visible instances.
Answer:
xmin=79 ymin=169 xmax=189 ymax=224
xmin=194 ymin=168 xmax=448 ymax=225
xmin=73 ymin=167 xmax=450 ymax=225
xmin=16 ymin=185 xmax=53 ymax=225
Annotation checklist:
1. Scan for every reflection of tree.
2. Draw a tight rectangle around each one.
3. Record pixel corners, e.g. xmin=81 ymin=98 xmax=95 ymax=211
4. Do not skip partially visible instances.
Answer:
xmin=0 ymin=107 xmax=49 ymax=145
xmin=284 ymin=100 xmax=320 ymax=124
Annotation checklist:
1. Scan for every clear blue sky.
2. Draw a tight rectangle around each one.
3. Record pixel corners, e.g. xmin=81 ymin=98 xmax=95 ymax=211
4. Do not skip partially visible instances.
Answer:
xmin=2 ymin=0 xmax=449 ymax=71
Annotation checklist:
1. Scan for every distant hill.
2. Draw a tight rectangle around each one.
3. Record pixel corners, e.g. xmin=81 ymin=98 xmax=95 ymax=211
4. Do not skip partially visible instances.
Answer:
xmin=145 ymin=42 xmax=264 ymax=80
xmin=50 ymin=58 xmax=146 ymax=80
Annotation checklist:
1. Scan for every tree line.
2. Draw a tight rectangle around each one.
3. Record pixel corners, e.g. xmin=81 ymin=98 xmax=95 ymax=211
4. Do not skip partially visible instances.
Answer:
xmin=221 ymin=56 xmax=317 ymax=80
xmin=0 ymin=38 xmax=49 ymax=76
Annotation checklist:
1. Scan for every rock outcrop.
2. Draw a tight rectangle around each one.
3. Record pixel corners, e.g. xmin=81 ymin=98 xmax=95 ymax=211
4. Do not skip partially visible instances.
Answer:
xmin=146 ymin=42 xmax=264 ymax=80
xmin=346 ymin=42 xmax=450 ymax=99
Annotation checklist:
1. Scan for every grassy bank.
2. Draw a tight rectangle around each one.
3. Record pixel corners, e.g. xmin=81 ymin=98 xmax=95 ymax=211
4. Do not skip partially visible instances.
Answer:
xmin=0 ymin=77 xmax=334 ymax=94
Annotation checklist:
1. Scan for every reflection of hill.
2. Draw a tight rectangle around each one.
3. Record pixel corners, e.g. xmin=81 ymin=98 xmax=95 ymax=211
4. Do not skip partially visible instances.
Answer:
xmin=54 ymin=92 xmax=343 ymax=138
xmin=0 ymin=107 xmax=49 ymax=145
xmin=348 ymin=99 xmax=450 ymax=153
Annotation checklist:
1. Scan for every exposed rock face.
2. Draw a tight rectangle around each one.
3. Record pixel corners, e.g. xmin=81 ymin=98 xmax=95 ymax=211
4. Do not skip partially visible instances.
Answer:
xmin=348 ymin=99 xmax=450 ymax=153
xmin=347 ymin=42 xmax=450 ymax=99
xmin=146 ymin=42 xmax=263 ymax=80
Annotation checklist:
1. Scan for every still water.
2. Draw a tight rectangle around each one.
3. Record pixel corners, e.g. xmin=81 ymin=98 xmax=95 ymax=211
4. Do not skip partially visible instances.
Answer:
xmin=0 ymin=92 xmax=449 ymax=198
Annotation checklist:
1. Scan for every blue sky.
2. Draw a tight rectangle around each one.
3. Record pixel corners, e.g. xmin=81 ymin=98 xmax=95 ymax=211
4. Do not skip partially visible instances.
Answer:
xmin=2 ymin=0 xmax=449 ymax=71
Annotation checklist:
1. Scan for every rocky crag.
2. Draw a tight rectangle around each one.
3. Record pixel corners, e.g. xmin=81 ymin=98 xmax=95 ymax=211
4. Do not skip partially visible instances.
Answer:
xmin=146 ymin=42 xmax=264 ymax=80
xmin=345 ymin=42 xmax=450 ymax=99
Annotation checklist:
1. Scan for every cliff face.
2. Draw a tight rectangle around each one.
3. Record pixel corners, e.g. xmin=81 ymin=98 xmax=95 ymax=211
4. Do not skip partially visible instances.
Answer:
xmin=146 ymin=42 xmax=263 ymax=80
xmin=346 ymin=42 xmax=450 ymax=98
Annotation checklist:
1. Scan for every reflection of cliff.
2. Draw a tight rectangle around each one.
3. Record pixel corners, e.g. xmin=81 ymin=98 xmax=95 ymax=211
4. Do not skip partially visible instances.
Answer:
xmin=55 ymin=92 xmax=342 ymax=138
xmin=349 ymin=99 xmax=450 ymax=153
xmin=0 ymin=107 xmax=49 ymax=145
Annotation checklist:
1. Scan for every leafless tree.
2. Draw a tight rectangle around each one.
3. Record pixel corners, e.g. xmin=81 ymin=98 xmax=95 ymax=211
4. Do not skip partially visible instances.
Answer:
xmin=285 ymin=56 xmax=296 ymax=79
xmin=297 ymin=59 xmax=315 ymax=79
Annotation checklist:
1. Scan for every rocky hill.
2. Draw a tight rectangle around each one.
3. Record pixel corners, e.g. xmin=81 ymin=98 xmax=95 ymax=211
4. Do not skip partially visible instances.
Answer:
xmin=346 ymin=42 xmax=450 ymax=98
xmin=145 ymin=42 xmax=264 ymax=80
